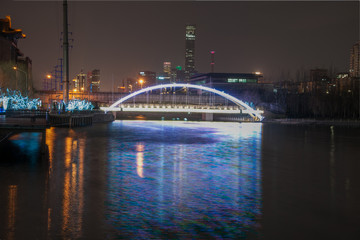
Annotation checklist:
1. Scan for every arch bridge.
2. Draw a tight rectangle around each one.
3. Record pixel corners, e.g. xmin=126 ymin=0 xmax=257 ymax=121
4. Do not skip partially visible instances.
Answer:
xmin=101 ymin=83 xmax=264 ymax=121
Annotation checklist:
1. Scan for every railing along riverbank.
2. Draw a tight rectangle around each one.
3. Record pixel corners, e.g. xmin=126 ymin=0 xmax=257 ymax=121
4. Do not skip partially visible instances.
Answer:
xmin=49 ymin=110 xmax=114 ymax=127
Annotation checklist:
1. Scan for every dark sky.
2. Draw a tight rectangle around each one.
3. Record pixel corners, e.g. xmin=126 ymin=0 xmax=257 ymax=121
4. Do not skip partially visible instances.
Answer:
xmin=1 ymin=0 xmax=359 ymax=91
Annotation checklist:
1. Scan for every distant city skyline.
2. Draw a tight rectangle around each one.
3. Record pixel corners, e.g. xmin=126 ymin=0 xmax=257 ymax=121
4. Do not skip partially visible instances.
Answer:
xmin=1 ymin=0 xmax=359 ymax=91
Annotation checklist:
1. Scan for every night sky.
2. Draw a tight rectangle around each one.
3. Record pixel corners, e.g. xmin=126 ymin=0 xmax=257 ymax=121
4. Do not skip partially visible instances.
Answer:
xmin=1 ymin=0 xmax=359 ymax=91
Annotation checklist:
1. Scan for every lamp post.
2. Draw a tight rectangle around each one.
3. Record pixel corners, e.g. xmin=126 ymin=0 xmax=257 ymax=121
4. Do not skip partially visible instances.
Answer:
xmin=139 ymin=79 xmax=144 ymax=89
xmin=13 ymin=66 xmax=28 ymax=95
xmin=46 ymin=74 xmax=52 ymax=90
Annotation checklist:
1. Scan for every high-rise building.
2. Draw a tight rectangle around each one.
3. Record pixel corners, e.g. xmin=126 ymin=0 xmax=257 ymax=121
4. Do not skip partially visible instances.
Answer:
xmin=185 ymin=24 xmax=196 ymax=81
xmin=170 ymin=66 xmax=185 ymax=83
xmin=163 ymin=62 xmax=171 ymax=76
xmin=73 ymin=70 xmax=86 ymax=92
xmin=90 ymin=69 xmax=100 ymax=92
xmin=350 ymin=41 xmax=360 ymax=78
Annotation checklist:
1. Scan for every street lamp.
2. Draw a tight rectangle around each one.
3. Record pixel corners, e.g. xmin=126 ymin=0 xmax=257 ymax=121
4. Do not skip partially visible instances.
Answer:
xmin=139 ymin=79 xmax=144 ymax=89
xmin=46 ymin=74 xmax=52 ymax=90
xmin=13 ymin=66 xmax=28 ymax=95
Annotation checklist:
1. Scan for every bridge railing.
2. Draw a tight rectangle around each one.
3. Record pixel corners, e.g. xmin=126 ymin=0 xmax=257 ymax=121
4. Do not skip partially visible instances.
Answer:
xmin=118 ymin=103 xmax=243 ymax=110
xmin=0 ymin=110 xmax=49 ymax=127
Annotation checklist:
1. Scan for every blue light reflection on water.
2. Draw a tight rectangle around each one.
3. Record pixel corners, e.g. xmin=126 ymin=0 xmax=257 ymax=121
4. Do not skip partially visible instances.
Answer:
xmin=8 ymin=132 xmax=41 ymax=164
xmin=106 ymin=121 xmax=262 ymax=239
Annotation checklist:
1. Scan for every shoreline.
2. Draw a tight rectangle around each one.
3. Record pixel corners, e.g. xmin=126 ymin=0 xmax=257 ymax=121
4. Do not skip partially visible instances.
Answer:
xmin=263 ymin=118 xmax=360 ymax=126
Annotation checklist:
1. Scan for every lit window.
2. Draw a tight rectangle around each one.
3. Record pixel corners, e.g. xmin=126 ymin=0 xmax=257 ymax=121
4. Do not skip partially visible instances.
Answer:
xmin=228 ymin=78 xmax=238 ymax=83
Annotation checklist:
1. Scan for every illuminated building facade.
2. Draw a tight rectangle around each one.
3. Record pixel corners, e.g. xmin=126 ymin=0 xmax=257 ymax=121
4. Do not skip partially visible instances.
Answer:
xmin=185 ymin=24 xmax=196 ymax=81
xmin=73 ymin=71 xmax=86 ymax=92
xmin=90 ymin=69 xmax=100 ymax=92
xmin=190 ymin=72 xmax=269 ymax=98
xmin=170 ymin=66 xmax=185 ymax=82
xmin=350 ymin=41 xmax=360 ymax=78
xmin=0 ymin=16 xmax=31 ymax=94
xmin=163 ymin=62 xmax=171 ymax=76
xmin=336 ymin=72 xmax=354 ymax=95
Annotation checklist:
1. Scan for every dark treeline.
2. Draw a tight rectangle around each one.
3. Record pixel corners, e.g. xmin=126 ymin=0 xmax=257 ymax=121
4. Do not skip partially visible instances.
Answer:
xmin=285 ymin=91 xmax=360 ymax=119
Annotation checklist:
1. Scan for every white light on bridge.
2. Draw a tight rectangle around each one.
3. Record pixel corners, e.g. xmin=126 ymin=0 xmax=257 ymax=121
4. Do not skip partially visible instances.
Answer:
xmin=102 ymin=83 xmax=264 ymax=121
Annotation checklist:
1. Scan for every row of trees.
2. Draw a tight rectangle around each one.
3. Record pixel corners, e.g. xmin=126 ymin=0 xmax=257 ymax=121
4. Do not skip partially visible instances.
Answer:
xmin=285 ymin=90 xmax=360 ymax=119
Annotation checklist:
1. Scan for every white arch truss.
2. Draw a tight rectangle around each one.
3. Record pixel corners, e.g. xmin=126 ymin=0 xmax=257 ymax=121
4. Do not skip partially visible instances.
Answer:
xmin=102 ymin=83 xmax=264 ymax=121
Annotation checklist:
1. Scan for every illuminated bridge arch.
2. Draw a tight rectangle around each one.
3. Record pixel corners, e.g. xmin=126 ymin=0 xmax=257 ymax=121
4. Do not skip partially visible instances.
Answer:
xmin=102 ymin=83 xmax=264 ymax=121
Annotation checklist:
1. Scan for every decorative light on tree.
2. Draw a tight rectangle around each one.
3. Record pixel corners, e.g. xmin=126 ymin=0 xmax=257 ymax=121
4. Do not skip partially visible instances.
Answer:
xmin=66 ymin=99 xmax=94 ymax=111
xmin=0 ymin=88 xmax=41 ymax=111
xmin=1 ymin=88 xmax=94 ymax=112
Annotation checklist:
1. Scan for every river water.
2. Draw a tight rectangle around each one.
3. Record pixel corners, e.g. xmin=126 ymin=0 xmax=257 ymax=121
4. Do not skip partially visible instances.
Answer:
xmin=0 ymin=121 xmax=359 ymax=239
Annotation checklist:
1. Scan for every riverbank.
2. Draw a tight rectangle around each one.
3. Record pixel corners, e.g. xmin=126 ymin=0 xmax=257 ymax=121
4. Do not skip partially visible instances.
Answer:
xmin=263 ymin=118 xmax=360 ymax=126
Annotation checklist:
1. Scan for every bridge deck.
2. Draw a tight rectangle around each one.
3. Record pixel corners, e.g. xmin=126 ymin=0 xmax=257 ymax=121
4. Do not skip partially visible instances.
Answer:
xmin=102 ymin=104 xmax=263 ymax=116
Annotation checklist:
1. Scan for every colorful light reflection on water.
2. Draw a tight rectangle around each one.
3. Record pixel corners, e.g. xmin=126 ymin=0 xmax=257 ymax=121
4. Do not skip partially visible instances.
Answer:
xmin=106 ymin=121 xmax=262 ymax=239
xmin=2 ymin=121 xmax=360 ymax=239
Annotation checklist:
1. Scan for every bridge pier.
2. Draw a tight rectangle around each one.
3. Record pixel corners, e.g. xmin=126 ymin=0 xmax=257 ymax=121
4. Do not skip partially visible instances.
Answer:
xmin=202 ymin=113 xmax=213 ymax=121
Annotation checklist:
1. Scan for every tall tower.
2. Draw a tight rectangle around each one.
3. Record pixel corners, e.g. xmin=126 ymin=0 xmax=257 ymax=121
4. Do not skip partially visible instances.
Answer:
xmin=350 ymin=41 xmax=360 ymax=78
xmin=62 ymin=0 xmax=69 ymax=103
xmin=185 ymin=24 xmax=196 ymax=81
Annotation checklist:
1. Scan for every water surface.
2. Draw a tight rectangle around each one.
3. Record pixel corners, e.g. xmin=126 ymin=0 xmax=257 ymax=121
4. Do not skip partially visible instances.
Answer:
xmin=0 ymin=121 xmax=359 ymax=239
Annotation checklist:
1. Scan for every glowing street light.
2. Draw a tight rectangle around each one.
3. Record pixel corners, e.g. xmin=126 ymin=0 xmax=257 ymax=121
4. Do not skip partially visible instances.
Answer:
xmin=46 ymin=74 xmax=52 ymax=90
xmin=12 ymin=66 xmax=28 ymax=95
xmin=139 ymin=79 xmax=144 ymax=89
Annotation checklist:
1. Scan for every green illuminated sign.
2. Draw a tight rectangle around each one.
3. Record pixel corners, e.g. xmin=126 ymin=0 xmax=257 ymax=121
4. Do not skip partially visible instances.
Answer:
xmin=227 ymin=78 xmax=257 ymax=83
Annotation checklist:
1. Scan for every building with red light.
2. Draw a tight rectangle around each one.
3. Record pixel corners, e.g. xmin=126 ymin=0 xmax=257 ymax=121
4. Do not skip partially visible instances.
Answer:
xmin=185 ymin=24 xmax=196 ymax=81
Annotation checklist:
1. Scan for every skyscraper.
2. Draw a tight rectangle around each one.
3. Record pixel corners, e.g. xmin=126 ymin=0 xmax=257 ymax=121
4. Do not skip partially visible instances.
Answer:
xmin=73 ymin=70 xmax=86 ymax=92
xmin=350 ymin=41 xmax=360 ymax=78
xmin=185 ymin=24 xmax=196 ymax=81
xmin=90 ymin=69 xmax=100 ymax=92
xmin=163 ymin=62 xmax=171 ymax=76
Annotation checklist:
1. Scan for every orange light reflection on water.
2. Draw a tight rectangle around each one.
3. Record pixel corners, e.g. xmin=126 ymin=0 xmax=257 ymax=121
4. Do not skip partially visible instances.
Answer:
xmin=61 ymin=135 xmax=85 ymax=238
xmin=7 ymin=185 xmax=18 ymax=240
